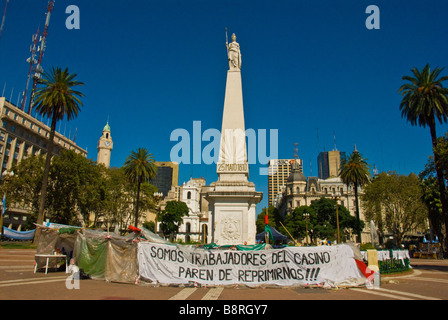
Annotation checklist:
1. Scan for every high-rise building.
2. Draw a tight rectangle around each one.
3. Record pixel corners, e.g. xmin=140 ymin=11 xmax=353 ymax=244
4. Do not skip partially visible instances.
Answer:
xmin=317 ymin=150 xmax=346 ymax=179
xmin=268 ymin=159 xmax=302 ymax=207
xmin=151 ymin=161 xmax=179 ymax=197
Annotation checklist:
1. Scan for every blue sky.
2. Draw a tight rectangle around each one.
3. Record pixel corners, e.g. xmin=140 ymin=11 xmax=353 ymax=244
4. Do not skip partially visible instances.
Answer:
xmin=1 ymin=0 xmax=448 ymax=213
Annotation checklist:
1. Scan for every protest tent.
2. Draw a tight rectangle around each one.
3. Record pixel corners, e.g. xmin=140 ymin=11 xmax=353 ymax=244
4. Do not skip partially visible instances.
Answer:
xmin=33 ymin=224 xmax=79 ymax=271
xmin=256 ymin=226 xmax=288 ymax=243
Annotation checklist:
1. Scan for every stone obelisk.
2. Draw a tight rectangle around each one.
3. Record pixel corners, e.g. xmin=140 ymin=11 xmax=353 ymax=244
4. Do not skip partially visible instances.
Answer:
xmin=206 ymin=32 xmax=262 ymax=245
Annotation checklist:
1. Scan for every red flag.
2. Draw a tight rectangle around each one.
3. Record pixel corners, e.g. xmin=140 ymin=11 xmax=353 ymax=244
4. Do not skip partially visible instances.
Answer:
xmin=264 ymin=214 xmax=269 ymax=225
xmin=129 ymin=225 xmax=141 ymax=233
xmin=355 ymin=259 xmax=375 ymax=279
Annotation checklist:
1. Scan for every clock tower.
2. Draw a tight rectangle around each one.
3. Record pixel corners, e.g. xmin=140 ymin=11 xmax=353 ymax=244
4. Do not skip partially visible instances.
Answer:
xmin=97 ymin=122 xmax=113 ymax=168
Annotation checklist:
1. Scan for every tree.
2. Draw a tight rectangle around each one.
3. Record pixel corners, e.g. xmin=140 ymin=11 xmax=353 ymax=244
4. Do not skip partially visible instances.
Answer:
xmin=362 ymin=172 xmax=428 ymax=247
xmin=281 ymin=206 xmax=316 ymax=243
xmin=0 ymin=155 xmax=45 ymax=228
xmin=159 ymin=200 xmax=189 ymax=240
xmin=46 ymin=150 xmax=102 ymax=226
xmin=339 ymin=148 xmax=371 ymax=242
xmin=123 ymin=148 xmax=157 ymax=227
xmin=310 ymin=197 xmax=360 ymax=243
xmin=99 ymin=167 xmax=135 ymax=231
xmin=399 ymin=64 xmax=448 ymax=253
xmin=33 ymin=67 xmax=84 ymax=228
xmin=255 ymin=206 xmax=280 ymax=234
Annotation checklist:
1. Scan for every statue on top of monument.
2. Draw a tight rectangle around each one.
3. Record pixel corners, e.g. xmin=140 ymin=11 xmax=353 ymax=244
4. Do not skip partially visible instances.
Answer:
xmin=226 ymin=30 xmax=242 ymax=71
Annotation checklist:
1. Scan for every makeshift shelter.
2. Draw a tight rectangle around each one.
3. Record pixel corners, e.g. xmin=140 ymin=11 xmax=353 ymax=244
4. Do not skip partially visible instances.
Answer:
xmin=34 ymin=224 xmax=79 ymax=271
xmin=256 ymin=226 xmax=288 ymax=243
xmin=73 ymin=229 xmax=139 ymax=283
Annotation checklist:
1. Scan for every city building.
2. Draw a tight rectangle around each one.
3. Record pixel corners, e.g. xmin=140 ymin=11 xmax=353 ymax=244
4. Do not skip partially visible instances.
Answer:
xmin=268 ymin=159 xmax=302 ymax=207
xmin=151 ymin=161 xmax=179 ymax=197
xmin=0 ymin=97 xmax=87 ymax=231
xmin=159 ymin=177 xmax=212 ymax=243
xmin=317 ymin=150 xmax=346 ymax=179
xmin=97 ymin=122 xmax=113 ymax=168
xmin=275 ymin=160 xmax=368 ymax=243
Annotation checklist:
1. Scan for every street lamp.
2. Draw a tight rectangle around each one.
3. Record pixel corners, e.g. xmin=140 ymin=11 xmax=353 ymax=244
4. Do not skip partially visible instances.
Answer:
xmin=303 ymin=212 xmax=310 ymax=246
xmin=153 ymin=192 xmax=163 ymax=235
xmin=0 ymin=170 xmax=14 ymax=239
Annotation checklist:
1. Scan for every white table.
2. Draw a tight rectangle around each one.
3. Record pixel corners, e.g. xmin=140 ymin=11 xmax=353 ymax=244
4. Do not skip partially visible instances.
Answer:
xmin=34 ymin=254 xmax=68 ymax=274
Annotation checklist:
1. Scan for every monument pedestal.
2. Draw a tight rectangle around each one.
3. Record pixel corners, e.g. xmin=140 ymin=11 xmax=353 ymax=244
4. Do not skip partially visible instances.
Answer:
xmin=207 ymin=179 xmax=262 ymax=245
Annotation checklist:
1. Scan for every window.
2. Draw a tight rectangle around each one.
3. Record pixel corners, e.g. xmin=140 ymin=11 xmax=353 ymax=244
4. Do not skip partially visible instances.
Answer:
xmin=187 ymin=191 xmax=192 ymax=200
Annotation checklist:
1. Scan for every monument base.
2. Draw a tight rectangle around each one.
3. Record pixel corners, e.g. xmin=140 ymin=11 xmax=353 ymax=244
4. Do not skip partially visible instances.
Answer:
xmin=206 ymin=180 xmax=262 ymax=245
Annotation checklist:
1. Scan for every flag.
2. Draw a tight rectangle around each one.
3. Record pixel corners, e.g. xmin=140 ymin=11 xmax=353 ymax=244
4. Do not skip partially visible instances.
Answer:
xmin=265 ymin=225 xmax=274 ymax=243
xmin=2 ymin=193 xmax=5 ymax=216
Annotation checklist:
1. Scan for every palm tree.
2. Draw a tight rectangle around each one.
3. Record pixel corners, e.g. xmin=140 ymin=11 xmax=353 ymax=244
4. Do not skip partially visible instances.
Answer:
xmin=399 ymin=63 xmax=448 ymax=255
xmin=339 ymin=147 xmax=371 ymax=242
xmin=33 ymin=67 xmax=84 ymax=227
xmin=123 ymin=148 xmax=157 ymax=227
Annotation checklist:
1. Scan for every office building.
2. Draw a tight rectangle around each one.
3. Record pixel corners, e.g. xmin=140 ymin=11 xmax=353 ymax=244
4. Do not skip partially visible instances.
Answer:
xmin=267 ymin=159 xmax=302 ymax=207
xmin=151 ymin=161 xmax=179 ymax=197
xmin=317 ymin=150 xmax=346 ymax=179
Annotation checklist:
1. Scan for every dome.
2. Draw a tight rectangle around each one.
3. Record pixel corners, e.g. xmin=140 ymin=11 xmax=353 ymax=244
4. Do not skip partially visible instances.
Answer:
xmin=288 ymin=171 xmax=307 ymax=182
xmin=103 ymin=122 xmax=111 ymax=132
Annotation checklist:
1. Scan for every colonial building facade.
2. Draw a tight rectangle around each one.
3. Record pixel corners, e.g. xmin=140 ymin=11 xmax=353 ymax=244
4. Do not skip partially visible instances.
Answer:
xmin=275 ymin=161 xmax=369 ymax=243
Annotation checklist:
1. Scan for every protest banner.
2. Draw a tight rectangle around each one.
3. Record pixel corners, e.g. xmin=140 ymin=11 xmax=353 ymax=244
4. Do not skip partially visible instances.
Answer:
xmin=137 ymin=243 xmax=366 ymax=287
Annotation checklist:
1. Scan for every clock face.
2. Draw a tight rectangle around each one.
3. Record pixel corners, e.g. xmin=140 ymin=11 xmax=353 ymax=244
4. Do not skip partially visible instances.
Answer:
xmin=105 ymin=141 xmax=111 ymax=147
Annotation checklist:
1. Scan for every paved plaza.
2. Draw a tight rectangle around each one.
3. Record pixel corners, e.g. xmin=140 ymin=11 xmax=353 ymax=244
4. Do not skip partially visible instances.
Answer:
xmin=1 ymin=248 xmax=447 ymax=303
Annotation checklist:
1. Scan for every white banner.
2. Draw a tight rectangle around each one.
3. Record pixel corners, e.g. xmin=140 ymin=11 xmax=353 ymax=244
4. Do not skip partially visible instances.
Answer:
xmin=137 ymin=243 xmax=366 ymax=287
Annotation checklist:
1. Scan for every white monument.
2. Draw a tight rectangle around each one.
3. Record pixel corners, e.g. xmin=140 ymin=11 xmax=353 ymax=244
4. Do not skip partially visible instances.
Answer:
xmin=206 ymin=31 xmax=263 ymax=245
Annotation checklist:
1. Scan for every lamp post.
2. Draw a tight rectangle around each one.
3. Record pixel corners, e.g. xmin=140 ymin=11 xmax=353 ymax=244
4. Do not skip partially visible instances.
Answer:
xmin=153 ymin=192 xmax=163 ymax=235
xmin=0 ymin=170 xmax=14 ymax=239
xmin=333 ymin=192 xmax=341 ymax=244
xmin=303 ymin=212 xmax=310 ymax=246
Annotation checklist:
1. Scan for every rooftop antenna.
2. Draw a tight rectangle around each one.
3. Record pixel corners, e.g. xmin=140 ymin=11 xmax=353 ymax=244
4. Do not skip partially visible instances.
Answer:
xmin=0 ymin=0 xmax=10 ymax=42
xmin=22 ymin=27 xmax=40 ymax=111
xmin=293 ymin=142 xmax=299 ymax=160
xmin=28 ymin=0 xmax=55 ymax=115
xmin=333 ymin=131 xmax=337 ymax=151
xmin=72 ymin=128 xmax=77 ymax=142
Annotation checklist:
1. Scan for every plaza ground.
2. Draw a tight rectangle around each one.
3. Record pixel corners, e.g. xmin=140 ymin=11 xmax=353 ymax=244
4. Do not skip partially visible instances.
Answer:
xmin=0 ymin=247 xmax=447 ymax=302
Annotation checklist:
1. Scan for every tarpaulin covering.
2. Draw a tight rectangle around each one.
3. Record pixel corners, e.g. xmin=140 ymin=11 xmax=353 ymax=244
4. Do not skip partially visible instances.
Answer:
xmin=2 ymin=227 xmax=35 ymax=240
xmin=256 ymin=226 xmax=288 ymax=242
xmin=72 ymin=229 xmax=139 ymax=283
xmin=73 ymin=231 xmax=108 ymax=280
xmin=138 ymin=242 xmax=366 ymax=287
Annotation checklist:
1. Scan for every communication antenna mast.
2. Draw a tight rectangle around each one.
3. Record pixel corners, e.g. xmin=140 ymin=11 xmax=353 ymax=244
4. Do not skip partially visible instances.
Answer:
xmin=293 ymin=142 xmax=299 ymax=160
xmin=0 ymin=0 xmax=10 ymax=41
xmin=28 ymin=0 xmax=55 ymax=115
xmin=333 ymin=131 xmax=337 ymax=151
xmin=21 ymin=27 xmax=40 ymax=111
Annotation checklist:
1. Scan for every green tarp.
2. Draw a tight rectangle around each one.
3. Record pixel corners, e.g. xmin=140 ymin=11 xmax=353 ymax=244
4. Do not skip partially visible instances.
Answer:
xmin=202 ymin=243 xmax=266 ymax=251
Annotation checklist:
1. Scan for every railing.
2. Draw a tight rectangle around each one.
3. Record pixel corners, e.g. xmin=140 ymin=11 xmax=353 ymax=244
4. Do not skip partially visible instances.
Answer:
xmin=361 ymin=249 xmax=411 ymax=274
